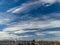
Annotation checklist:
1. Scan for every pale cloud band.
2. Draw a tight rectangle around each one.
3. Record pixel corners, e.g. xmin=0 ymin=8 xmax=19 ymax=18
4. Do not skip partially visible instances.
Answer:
xmin=7 ymin=0 xmax=60 ymax=13
xmin=2 ymin=19 xmax=60 ymax=40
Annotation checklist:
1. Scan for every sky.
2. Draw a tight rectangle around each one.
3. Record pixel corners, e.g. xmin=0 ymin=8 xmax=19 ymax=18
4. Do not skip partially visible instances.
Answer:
xmin=0 ymin=0 xmax=60 ymax=41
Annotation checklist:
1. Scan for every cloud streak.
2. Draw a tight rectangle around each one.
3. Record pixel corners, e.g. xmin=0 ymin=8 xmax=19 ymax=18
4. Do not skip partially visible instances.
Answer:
xmin=0 ymin=12 xmax=18 ymax=25
xmin=2 ymin=18 xmax=60 ymax=40
xmin=7 ymin=0 xmax=60 ymax=14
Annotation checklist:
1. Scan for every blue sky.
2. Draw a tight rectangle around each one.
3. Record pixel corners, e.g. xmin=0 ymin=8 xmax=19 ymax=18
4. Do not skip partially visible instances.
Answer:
xmin=0 ymin=0 xmax=60 ymax=41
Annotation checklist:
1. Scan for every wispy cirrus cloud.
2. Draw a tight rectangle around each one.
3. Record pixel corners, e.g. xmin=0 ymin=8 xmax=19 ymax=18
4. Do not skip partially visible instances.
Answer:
xmin=2 ymin=18 xmax=60 ymax=40
xmin=0 ymin=12 xmax=59 ymax=40
xmin=0 ymin=31 xmax=33 ymax=40
xmin=0 ymin=12 xmax=18 ymax=25
xmin=6 ymin=0 xmax=60 ymax=14
xmin=7 ymin=1 xmax=42 ymax=13
xmin=36 ymin=31 xmax=60 ymax=41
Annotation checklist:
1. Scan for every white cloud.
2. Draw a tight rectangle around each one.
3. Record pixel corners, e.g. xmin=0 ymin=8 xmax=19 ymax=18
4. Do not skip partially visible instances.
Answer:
xmin=1 ymin=0 xmax=60 ymax=40
xmin=0 ymin=31 xmax=33 ymax=40
xmin=0 ymin=31 xmax=9 ymax=38
xmin=36 ymin=31 xmax=60 ymax=41
xmin=1 ymin=14 xmax=60 ymax=40
xmin=43 ymin=31 xmax=60 ymax=34
xmin=14 ymin=30 xmax=36 ymax=34
xmin=7 ymin=1 xmax=41 ymax=13
xmin=7 ymin=0 xmax=57 ymax=13
xmin=3 ymin=20 xmax=60 ymax=32
xmin=7 ymin=0 xmax=60 ymax=13
xmin=35 ymin=32 xmax=45 ymax=36
xmin=8 ymin=34 xmax=33 ymax=38
xmin=18 ymin=35 xmax=33 ymax=38
xmin=0 ymin=31 xmax=15 ymax=40
xmin=2 ymin=19 xmax=60 ymax=40
xmin=40 ymin=0 xmax=57 ymax=6
xmin=0 ymin=12 xmax=17 ymax=25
